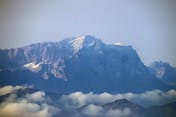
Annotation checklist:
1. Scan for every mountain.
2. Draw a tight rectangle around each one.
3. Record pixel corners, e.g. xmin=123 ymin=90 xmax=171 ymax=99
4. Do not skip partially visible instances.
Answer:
xmin=102 ymin=99 xmax=144 ymax=117
xmin=102 ymin=99 xmax=144 ymax=112
xmin=0 ymin=35 xmax=173 ymax=93
xmin=145 ymin=101 xmax=176 ymax=117
xmin=149 ymin=61 xmax=176 ymax=87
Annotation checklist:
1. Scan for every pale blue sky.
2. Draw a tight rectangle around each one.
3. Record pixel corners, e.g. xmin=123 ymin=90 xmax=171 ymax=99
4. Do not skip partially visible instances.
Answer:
xmin=0 ymin=0 xmax=175 ymax=66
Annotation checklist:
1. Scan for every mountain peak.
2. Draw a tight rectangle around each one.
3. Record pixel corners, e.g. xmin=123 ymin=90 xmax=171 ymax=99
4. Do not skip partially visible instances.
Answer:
xmin=69 ymin=35 xmax=103 ymax=53
xmin=71 ymin=35 xmax=101 ymax=44
xmin=69 ymin=36 xmax=85 ymax=53
xmin=103 ymin=99 xmax=144 ymax=112
xmin=150 ymin=61 xmax=171 ymax=68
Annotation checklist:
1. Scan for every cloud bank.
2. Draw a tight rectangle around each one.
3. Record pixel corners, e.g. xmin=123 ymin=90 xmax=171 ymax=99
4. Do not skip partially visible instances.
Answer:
xmin=0 ymin=85 xmax=176 ymax=117
xmin=0 ymin=86 xmax=59 ymax=117
xmin=80 ymin=104 xmax=132 ymax=117
xmin=60 ymin=89 xmax=176 ymax=108
xmin=0 ymin=85 xmax=27 ymax=96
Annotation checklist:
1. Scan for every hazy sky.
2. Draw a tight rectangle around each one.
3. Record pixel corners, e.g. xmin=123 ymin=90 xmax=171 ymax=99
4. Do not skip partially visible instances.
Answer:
xmin=0 ymin=0 xmax=175 ymax=66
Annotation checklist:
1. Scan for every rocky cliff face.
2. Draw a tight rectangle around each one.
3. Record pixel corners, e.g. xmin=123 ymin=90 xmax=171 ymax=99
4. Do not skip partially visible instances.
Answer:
xmin=149 ymin=61 xmax=176 ymax=87
xmin=0 ymin=35 xmax=173 ymax=93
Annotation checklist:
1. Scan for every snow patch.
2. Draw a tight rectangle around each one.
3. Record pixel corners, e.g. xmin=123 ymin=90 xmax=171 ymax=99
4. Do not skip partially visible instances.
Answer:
xmin=89 ymin=41 xmax=95 ymax=47
xmin=24 ymin=62 xmax=41 ymax=72
xmin=70 ymin=36 xmax=85 ymax=53
xmin=42 ymin=72 xmax=49 ymax=80
xmin=156 ymin=67 xmax=165 ymax=78
xmin=114 ymin=42 xmax=123 ymax=46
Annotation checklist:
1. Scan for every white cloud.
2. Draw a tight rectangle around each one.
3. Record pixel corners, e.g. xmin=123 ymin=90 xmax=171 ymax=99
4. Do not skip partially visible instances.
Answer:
xmin=0 ymin=85 xmax=26 ymax=96
xmin=0 ymin=101 xmax=59 ymax=117
xmin=106 ymin=108 xmax=131 ymax=117
xmin=0 ymin=86 xmax=60 ymax=117
xmin=81 ymin=104 xmax=103 ymax=117
xmin=80 ymin=104 xmax=131 ymax=117
xmin=26 ymin=91 xmax=45 ymax=102
xmin=1 ymin=86 xmax=176 ymax=117
xmin=60 ymin=89 xmax=176 ymax=108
